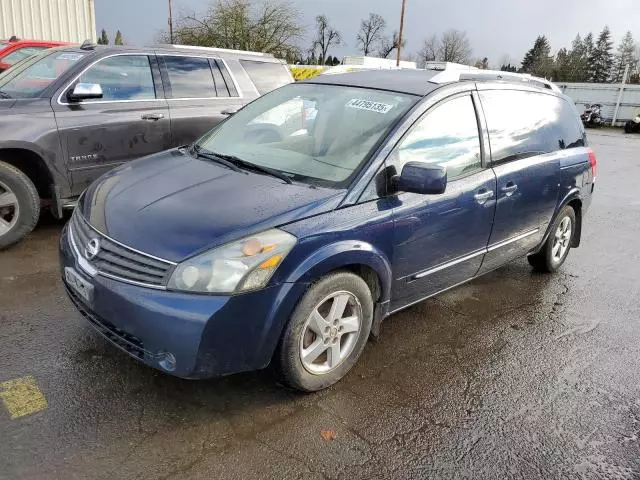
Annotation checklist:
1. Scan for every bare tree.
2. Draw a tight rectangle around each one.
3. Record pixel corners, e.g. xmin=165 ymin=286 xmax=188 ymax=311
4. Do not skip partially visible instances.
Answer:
xmin=417 ymin=29 xmax=472 ymax=66
xmin=161 ymin=0 xmax=303 ymax=60
xmin=312 ymin=14 xmax=342 ymax=65
xmin=355 ymin=13 xmax=386 ymax=56
xmin=417 ymin=34 xmax=439 ymax=66
xmin=439 ymin=29 xmax=472 ymax=63
xmin=376 ymin=31 xmax=404 ymax=59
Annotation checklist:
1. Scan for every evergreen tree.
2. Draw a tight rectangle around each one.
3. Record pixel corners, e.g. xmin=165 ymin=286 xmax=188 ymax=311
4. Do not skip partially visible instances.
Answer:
xmin=521 ymin=35 xmax=553 ymax=78
xmin=565 ymin=34 xmax=589 ymax=82
xmin=612 ymin=31 xmax=638 ymax=83
xmin=554 ymin=48 xmax=570 ymax=81
xmin=583 ymin=33 xmax=595 ymax=81
xmin=500 ymin=63 xmax=517 ymax=72
xmin=114 ymin=30 xmax=124 ymax=45
xmin=97 ymin=29 xmax=109 ymax=45
xmin=589 ymin=26 xmax=613 ymax=83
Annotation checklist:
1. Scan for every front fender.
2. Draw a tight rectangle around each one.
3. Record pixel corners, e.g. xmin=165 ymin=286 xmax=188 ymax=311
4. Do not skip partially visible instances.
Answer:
xmin=285 ymin=240 xmax=393 ymax=303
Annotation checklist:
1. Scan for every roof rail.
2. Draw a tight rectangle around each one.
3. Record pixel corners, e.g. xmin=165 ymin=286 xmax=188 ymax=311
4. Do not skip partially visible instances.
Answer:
xmin=428 ymin=64 xmax=561 ymax=93
xmin=154 ymin=44 xmax=272 ymax=57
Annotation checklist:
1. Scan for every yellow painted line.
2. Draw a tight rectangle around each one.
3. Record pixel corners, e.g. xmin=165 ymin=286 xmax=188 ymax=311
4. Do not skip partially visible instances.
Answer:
xmin=0 ymin=376 xmax=48 ymax=419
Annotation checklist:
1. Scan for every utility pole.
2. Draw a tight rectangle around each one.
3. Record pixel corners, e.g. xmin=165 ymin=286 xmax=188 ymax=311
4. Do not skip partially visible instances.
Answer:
xmin=396 ymin=0 xmax=406 ymax=67
xmin=168 ymin=0 xmax=174 ymax=44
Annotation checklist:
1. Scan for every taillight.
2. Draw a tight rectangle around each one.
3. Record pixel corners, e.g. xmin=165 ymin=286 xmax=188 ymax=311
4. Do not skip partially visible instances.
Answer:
xmin=587 ymin=148 xmax=597 ymax=181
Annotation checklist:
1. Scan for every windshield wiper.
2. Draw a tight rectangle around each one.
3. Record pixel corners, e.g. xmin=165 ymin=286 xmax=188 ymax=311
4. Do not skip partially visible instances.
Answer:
xmin=0 ymin=91 xmax=11 ymax=99
xmin=191 ymin=144 xmax=242 ymax=173
xmin=211 ymin=152 xmax=293 ymax=185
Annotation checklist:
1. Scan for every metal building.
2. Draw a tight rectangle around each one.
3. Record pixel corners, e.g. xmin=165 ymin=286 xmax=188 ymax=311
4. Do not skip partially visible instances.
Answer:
xmin=558 ymin=82 xmax=640 ymax=125
xmin=0 ymin=0 xmax=96 ymax=43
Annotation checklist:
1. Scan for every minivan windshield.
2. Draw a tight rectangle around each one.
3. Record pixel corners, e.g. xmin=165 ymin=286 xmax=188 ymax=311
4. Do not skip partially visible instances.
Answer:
xmin=196 ymin=83 xmax=417 ymax=188
xmin=0 ymin=50 xmax=84 ymax=98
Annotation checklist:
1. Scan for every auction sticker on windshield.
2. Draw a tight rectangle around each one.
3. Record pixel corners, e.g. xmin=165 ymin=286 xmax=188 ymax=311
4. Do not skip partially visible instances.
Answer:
xmin=346 ymin=99 xmax=394 ymax=114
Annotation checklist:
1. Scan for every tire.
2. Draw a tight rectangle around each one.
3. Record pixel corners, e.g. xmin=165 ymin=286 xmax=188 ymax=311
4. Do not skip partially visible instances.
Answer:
xmin=0 ymin=161 xmax=40 ymax=250
xmin=528 ymin=205 xmax=576 ymax=273
xmin=275 ymin=272 xmax=374 ymax=392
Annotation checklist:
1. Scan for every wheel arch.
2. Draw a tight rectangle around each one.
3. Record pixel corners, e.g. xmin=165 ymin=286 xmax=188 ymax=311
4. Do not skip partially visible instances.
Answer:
xmin=0 ymin=148 xmax=54 ymax=199
xmin=537 ymin=190 xmax=583 ymax=252
xmin=283 ymin=240 xmax=393 ymax=305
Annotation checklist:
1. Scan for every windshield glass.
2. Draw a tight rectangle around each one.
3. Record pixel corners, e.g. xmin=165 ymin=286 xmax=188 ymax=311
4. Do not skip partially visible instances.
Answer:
xmin=196 ymin=83 xmax=417 ymax=188
xmin=0 ymin=50 xmax=85 ymax=98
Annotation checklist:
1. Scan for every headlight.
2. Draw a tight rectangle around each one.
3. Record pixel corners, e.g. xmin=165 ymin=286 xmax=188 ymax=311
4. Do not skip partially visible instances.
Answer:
xmin=167 ymin=229 xmax=297 ymax=294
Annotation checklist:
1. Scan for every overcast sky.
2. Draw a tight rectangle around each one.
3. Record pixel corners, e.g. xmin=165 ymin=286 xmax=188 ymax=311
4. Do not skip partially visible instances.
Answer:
xmin=95 ymin=0 xmax=639 ymax=66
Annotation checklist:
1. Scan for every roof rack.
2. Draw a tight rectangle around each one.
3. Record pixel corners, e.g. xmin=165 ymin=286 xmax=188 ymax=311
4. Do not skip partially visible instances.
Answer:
xmin=151 ymin=44 xmax=272 ymax=57
xmin=427 ymin=62 xmax=561 ymax=93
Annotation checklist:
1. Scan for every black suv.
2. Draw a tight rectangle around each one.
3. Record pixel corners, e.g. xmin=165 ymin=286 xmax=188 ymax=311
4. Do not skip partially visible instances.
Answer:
xmin=0 ymin=43 xmax=293 ymax=248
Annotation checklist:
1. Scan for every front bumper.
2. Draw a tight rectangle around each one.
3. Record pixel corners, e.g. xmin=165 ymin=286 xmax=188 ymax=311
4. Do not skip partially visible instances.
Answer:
xmin=59 ymin=224 xmax=306 ymax=379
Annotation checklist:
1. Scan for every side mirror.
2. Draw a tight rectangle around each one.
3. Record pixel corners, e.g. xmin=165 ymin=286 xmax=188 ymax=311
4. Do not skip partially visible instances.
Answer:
xmin=68 ymin=83 xmax=103 ymax=102
xmin=393 ymin=162 xmax=447 ymax=195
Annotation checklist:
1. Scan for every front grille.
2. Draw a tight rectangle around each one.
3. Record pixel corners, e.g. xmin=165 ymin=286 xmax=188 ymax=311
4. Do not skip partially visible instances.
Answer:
xmin=64 ymin=282 xmax=149 ymax=360
xmin=70 ymin=211 xmax=174 ymax=288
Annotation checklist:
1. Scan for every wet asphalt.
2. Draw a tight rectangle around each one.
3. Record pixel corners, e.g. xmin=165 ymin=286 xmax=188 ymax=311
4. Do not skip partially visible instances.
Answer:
xmin=1 ymin=130 xmax=640 ymax=480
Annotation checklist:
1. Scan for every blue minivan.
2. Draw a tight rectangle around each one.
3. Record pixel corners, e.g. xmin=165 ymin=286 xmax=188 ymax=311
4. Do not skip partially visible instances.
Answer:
xmin=60 ymin=70 xmax=595 ymax=391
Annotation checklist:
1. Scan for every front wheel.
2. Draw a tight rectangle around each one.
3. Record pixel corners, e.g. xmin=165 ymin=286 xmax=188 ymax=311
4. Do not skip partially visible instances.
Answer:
xmin=275 ymin=272 xmax=373 ymax=392
xmin=0 ymin=161 xmax=40 ymax=249
xmin=528 ymin=205 xmax=576 ymax=273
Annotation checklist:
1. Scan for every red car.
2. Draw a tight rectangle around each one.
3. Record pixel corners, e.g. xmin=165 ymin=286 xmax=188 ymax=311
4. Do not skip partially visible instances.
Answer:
xmin=0 ymin=37 xmax=68 ymax=73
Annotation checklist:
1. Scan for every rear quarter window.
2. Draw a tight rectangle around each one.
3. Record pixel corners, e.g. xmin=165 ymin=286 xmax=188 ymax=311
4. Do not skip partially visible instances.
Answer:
xmin=480 ymin=90 xmax=582 ymax=164
xmin=239 ymin=60 xmax=291 ymax=95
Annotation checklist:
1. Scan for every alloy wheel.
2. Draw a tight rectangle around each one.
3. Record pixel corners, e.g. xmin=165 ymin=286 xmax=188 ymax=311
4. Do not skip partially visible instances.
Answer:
xmin=299 ymin=291 xmax=362 ymax=375
xmin=551 ymin=216 xmax=572 ymax=265
xmin=0 ymin=180 xmax=19 ymax=237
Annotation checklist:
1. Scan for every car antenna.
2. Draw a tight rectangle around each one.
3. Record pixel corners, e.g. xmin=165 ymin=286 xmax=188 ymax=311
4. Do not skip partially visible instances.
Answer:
xmin=9 ymin=35 xmax=19 ymax=42
xmin=80 ymin=39 xmax=96 ymax=50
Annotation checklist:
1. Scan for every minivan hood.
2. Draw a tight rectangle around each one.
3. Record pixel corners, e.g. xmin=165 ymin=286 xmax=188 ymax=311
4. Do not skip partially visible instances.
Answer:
xmin=79 ymin=148 xmax=345 ymax=262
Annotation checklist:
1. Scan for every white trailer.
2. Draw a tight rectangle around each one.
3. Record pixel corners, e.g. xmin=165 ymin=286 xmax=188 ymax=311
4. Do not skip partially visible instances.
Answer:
xmin=0 ymin=0 xmax=96 ymax=43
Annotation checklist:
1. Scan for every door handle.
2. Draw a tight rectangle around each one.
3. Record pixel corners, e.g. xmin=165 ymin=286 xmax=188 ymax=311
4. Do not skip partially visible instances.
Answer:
xmin=221 ymin=108 xmax=238 ymax=116
xmin=501 ymin=183 xmax=518 ymax=197
xmin=141 ymin=113 xmax=164 ymax=121
xmin=474 ymin=190 xmax=494 ymax=204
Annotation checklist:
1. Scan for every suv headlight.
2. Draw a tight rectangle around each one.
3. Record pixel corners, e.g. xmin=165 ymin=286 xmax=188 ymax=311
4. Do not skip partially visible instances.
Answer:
xmin=167 ymin=229 xmax=296 ymax=294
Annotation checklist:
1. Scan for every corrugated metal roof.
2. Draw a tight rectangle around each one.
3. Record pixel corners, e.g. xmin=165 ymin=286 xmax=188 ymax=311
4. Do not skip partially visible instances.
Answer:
xmin=0 ymin=0 xmax=96 ymax=43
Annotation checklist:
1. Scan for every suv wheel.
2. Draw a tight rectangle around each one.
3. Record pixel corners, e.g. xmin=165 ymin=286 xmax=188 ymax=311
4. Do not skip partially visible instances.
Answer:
xmin=0 ymin=161 xmax=40 ymax=249
xmin=276 ymin=272 xmax=373 ymax=392
xmin=528 ymin=205 xmax=576 ymax=273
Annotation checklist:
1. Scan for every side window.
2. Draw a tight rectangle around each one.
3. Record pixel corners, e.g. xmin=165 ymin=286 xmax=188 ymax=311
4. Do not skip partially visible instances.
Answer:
xmin=239 ymin=60 xmax=291 ymax=95
xmin=557 ymin=98 xmax=586 ymax=149
xmin=391 ymin=95 xmax=482 ymax=180
xmin=479 ymin=90 xmax=564 ymax=163
xmin=2 ymin=46 xmax=48 ymax=64
xmin=163 ymin=56 xmax=215 ymax=99
xmin=77 ymin=55 xmax=155 ymax=102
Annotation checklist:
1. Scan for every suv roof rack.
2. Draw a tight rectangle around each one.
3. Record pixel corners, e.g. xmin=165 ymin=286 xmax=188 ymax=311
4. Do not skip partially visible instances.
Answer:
xmin=152 ymin=44 xmax=273 ymax=57
xmin=426 ymin=62 xmax=561 ymax=93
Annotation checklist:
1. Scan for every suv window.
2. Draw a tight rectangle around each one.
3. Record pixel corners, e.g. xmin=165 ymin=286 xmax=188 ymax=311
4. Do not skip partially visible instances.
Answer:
xmin=239 ymin=60 xmax=290 ymax=95
xmin=391 ymin=95 xmax=482 ymax=180
xmin=163 ymin=56 xmax=217 ymax=99
xmin=78 ymin=55 xmax=155 ymax=102
xmin=479 ymin=90 xmax=576 ymax=163
xmin=2 ymin=46 xmax=48 ymax=64
xmin=556 ymin=99 xmax=585 ymax=149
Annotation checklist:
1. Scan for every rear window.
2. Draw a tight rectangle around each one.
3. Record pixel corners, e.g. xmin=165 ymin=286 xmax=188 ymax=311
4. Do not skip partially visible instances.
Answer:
xmin=239 ymin=60 xmax=291 ymax=95
xmin=480 ymin=90 xmax=584 ymax=164
xmin=2 ymin=46 xmax=48 ymax=64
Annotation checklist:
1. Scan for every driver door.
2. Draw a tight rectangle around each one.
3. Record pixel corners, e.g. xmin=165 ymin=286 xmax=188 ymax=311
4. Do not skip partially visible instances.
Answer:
xmin=389 ymin=93 xmax=497 ymax=310
xmin=52 ymin=53 xmax=171 ymax=195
